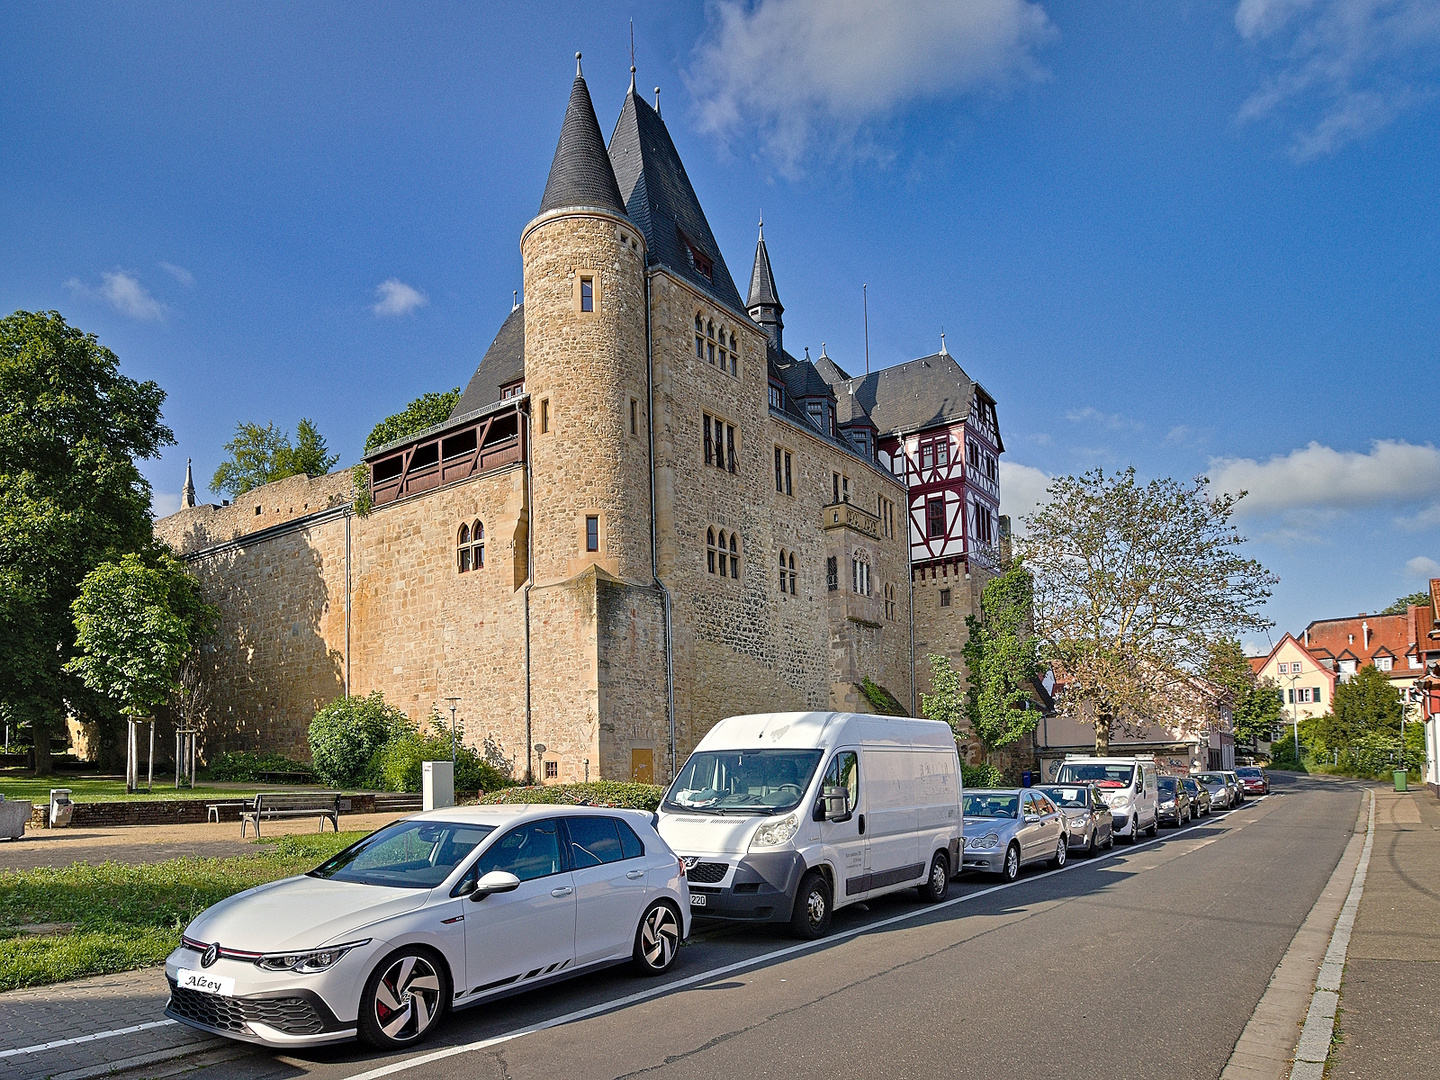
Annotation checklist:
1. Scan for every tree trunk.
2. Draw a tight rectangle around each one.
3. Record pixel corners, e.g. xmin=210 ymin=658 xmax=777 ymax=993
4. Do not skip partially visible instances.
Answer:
xmin=32 ymin=725 xmax=53 ymax=776
xmin=1095 ymin=714 xmax=1111 ymax=756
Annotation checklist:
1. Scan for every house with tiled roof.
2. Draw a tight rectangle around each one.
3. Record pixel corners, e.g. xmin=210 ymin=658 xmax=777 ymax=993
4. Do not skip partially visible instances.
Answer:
xmin=1248 ymin=633 xmax=1338 ymax=725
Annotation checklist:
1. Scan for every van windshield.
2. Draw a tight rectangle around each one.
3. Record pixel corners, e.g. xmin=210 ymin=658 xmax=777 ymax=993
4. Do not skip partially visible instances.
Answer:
xmin=663 ymin=750 xmax=824 ymax=814
xmin=1055 ymin=763 xmax=1134 ymax=789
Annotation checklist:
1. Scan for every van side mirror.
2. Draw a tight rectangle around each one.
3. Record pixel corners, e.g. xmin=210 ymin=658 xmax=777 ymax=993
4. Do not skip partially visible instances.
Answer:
xmin=469 ymin=870 xmax=521 ymax=901
xmin=822 ymin=785 xmax=853 ymax=823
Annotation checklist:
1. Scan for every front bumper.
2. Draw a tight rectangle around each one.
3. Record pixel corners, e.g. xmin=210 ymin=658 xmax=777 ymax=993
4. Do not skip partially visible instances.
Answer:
xmin=1157 ymin=804 xmax=1181 ymax=823
xmin=961 ymin=845 xmax=1006 ymax=872
xmin=684 ymin=850 xmax=807 ymax=923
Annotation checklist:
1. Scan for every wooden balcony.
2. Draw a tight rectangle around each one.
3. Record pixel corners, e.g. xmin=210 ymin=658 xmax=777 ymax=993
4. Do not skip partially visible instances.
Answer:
xmin=367 ymin=401 xmax=525 ymax=508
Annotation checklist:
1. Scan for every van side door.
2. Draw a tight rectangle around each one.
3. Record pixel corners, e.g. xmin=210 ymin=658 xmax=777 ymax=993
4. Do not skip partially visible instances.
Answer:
xmin=818 ymin=750 xmax=866 ymax=905
xmin=859 ymin=748 xmax=923 ymax=894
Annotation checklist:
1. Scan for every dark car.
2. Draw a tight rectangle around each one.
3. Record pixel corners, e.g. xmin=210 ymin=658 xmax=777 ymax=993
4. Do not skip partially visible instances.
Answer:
xmin=1235 ymin=766 xmax=1269 ymax=796
xmin=1039 ymin=784 xmax=1114 ymax=856
xmin=1181 ymin=776 xmax=1211 ymax=816
xmin=1156 ymin=775 xmax=1192 ymax=826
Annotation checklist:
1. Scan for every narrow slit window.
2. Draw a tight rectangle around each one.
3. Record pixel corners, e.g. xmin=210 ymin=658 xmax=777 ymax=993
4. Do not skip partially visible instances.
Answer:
xmin=630 ymin=398 xmax=638 ymax=436
xmin=784 ymin=452 xmax=792 ymax=495
xmin=580 ymin=276 xmax=594 ymax=312
xmin=585 ymin=515 xmax=599 ymax=552
xmin=775 ymin=447 xmax=784 ymax=492
xmin=540 ymin=399 xmax=550 ymax=433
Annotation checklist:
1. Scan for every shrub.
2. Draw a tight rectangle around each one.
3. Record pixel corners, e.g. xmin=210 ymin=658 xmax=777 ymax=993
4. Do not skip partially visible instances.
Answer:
xmin=962 ymin=762 xmax=1004 ymax=789
xmin=1267 ymin=736 xmax=1307 ymax=772
xmin=472 ymin=781 xmax=664 ymax=810
xmin=374 ymin=731 xmax=509 ymax=794
xmin=207 ymin=751 xmax=313 ymax=783
xmin=307 ymin=692 xmax=408 ymax=788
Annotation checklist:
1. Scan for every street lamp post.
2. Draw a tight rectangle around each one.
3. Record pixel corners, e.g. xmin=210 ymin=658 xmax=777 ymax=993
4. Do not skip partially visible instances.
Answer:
xmin=443 ymin=696 xmax=461 ymax=764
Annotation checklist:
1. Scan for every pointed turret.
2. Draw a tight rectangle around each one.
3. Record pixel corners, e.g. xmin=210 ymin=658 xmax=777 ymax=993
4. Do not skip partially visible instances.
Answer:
xmin=747 ymin=221 xmax=783 ymax=353
xmin=537 ymin=54 xmax=626 ymax=217
xmin=182 ymin=458 xmax=196 ymax=508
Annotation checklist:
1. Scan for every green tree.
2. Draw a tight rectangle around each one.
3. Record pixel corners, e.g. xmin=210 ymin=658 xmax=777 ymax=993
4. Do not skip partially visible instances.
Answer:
xmin=961 ymin=564 xmax=1042 ymax=761
xmin=1020 ymin=468 xmax=1276 ymax=754
xmin=1204 ymin=638 xmax=1282 ymax=749
xmin=0 ymin=311 xmax=172 ymax=773
xmin=65 ymin=550 xmax=219 ymax=718
xmin=210 ymin=418 xmax=338 ymax=498
xmin=921 ymin=653 xmax=966 ymax=739
xmin=1379 ymin=591 xmax=1430 ymax=615
xmin=1320 ymin=664 xmax=1402 ymax=748
xmin=363 ymin=389 xmax=461 ymax=454
xmin=307 ymin=692 xmax=409 ymax=788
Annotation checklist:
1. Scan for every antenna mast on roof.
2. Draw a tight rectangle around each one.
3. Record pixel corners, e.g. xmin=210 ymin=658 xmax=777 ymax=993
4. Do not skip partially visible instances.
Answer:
xmin=862 ymin=283 xmax=870 ymax=376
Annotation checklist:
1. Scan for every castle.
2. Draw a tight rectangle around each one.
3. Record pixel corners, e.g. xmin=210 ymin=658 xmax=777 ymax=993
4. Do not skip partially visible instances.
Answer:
xmin=154 ymin=59 xmax=1007 ymax=783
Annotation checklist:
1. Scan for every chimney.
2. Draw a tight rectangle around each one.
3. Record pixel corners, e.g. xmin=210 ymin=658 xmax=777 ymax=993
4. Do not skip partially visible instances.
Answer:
xmin=1362 ymin=620 xmax=1370 ymax=650
xmin=1304 ymin=628 xmax=1310 ymax=648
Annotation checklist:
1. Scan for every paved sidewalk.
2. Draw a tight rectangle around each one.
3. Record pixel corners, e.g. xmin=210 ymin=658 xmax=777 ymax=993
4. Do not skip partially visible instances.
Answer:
xmin=0 ymin=812 xmax=406 ymax=871
xmin=1325 ymin=786 xmax=1440 ymax=1077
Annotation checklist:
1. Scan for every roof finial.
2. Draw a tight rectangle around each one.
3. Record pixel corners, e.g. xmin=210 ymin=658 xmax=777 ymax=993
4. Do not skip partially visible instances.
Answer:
xmin=630 ymin=65 xmax=637 ymax=92
xmin=939 ymin=328 xmax=949 ymax=356
xmin=758 ymin=214 xmax=764 ymax=239
xmin=804 ymin=346 xmax=810 ymax=360
xmin=512 ymin=289 xmax=519 ymax=311
xmin=575 ymin=51 xmax=583 ymax=78
xmin=654 ymin=86 xmax=661 ymax=115
xmin=820 ymin=341 xmax=828 ymax=358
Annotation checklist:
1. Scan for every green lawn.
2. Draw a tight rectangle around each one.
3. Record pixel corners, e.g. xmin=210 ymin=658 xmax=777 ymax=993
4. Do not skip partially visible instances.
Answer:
xmin=0 ymin=774 xmax=317 ymax=804
xmin=0 ymin=831 xmax=360 ymax=991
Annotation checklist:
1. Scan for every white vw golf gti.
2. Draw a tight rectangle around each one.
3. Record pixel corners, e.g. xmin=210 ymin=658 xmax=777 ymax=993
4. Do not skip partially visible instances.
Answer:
xmin=165 ymin=806 xmax=690 ymax=1049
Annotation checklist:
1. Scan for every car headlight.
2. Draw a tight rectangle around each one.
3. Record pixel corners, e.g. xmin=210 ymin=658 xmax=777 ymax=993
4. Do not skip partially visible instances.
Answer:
xmin=1111 ymin=795 xmax=1132 ymax=809
xmin=965 ymin=832 xmax=1002 ymax=851
xmin=256 ymin=939 xmax=369 ymax=974
xmin=1070 ymin=813 xmax=1090 ymax=824
xmin=750 ymin=813 xmax=799 ymax=849
xmin=1160 ymin=799 xmax=1175 ymax=808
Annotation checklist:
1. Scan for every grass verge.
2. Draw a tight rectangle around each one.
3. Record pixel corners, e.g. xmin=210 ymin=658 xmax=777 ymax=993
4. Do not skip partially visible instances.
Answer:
xmin=0 ymin=831 xmax=361 ymax=992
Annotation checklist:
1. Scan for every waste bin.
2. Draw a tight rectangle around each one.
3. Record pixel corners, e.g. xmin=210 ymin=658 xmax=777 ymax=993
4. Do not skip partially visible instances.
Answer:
xmin=1021 ymin=771 xmax=1033 ymax=787
xmin=1394 ymin=770 xmax=1408 ymax=793
xmin=49 ymin=788 xmax=74 ymax=828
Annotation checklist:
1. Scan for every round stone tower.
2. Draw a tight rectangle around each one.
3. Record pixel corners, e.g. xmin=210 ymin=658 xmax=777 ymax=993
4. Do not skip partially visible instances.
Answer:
xmin=521 ymin=57 xmax=652 ymax=586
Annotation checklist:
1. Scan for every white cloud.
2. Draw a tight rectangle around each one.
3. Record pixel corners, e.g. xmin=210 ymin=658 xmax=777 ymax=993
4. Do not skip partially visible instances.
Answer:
xmin=65 ymin=269 xmax=168 ymax=321
xmin=372 ymin=278 xmax=428 ymax=317
xmin=1210 ymin=440 xmax=1440 ymax=517
xmin=159 ymin=262 xmax=195 ymax=288
xmin=686 ymin=0 xmax=1055 ymax=173
xmin=1065 ymin=406 xmax=1140 ymax=431
xmin=1397 ymin=501 xmax=1440 ymax=531
xmin=999 ymin=460 xmax=1053 ymax=531
xmin=1406 ymin=555 xmax=1440 ymax=579
xmin=1235 ymin=0 xmax=1440 ymax=160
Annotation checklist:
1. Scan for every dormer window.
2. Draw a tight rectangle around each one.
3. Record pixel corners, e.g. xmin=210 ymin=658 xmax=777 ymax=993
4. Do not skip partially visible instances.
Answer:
xmin=691 ymin=246 xmax=713 ymax=280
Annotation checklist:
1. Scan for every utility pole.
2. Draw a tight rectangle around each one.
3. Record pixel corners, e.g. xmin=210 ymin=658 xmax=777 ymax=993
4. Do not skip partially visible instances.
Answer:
xmin=443 ymin=696 xmax=461 ymax=763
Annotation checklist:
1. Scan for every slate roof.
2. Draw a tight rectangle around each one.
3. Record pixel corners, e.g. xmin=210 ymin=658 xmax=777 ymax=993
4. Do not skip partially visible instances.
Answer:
xmin=812 ymin=352 xmax=874 ymax=428
xmin=538 ymin=72 xmax=626 ymax=217
xmin=450 ymin=305 xmax=525 ymax=420
xmin=846 ymin=352 xmax=976 ymax=437
xmin=748 ymin=230 xmax=782 ymax=310
xmin=608 ymin=89 xmax=745 ymax=312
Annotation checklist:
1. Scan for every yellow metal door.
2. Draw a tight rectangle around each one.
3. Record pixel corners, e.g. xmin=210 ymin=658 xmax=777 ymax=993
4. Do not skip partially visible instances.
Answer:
xmin=631 ymin=749 xmax=654 ymax=784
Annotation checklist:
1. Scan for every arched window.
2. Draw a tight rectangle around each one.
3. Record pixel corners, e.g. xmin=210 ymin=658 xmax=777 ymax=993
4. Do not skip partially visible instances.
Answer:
xmin=707 ymin=527 xmax=717 ymax=574
xmin=707 ymin=321 xmax=716 ymax=364
xmin=458 ymin=523 xmax=471 ymax=573
xmin=778 ymin=549 xmax=788 ymax=594
xmin=695 ymin=314 xmax=704 ymax=359
xmin=707 ymin=320 xmax=715 ymax=339
xmin=728 ymin=533 xmax=739 ymax=579
xmin=729 ymin=333 xmax=739 ymax=375
xmin=473 ymin=519 xmax=485 ymax=569
xmin=788 ymin=551 xmax=797 ymax=594
xmin=718 ymin=327 xmax=728 ymax=372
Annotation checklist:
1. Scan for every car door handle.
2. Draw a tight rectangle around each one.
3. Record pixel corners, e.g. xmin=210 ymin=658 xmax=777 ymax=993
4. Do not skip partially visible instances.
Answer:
xmin=626 ymin=869 xmax=645 ymax=879
xmin=551 ymin=886 xmax=573 ymax=897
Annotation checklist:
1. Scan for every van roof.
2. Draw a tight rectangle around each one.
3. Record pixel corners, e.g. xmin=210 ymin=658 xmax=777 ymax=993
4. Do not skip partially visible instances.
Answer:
xmin=693 ymin=711 xmax=956 ymax=752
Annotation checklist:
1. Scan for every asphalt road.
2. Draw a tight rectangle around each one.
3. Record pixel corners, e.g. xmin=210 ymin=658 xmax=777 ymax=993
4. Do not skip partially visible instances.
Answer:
xmin=118 ymin=773 xmax=1364 ymax=1080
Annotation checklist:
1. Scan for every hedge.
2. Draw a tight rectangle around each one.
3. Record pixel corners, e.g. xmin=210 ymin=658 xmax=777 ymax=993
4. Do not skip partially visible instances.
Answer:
xmin=472 ymin=781 xmax=665 ymax=810
xmin=962 ymin=762 xmax=1004 ymax=789
xmin=206 ymin=751 xmax=313 ymax=783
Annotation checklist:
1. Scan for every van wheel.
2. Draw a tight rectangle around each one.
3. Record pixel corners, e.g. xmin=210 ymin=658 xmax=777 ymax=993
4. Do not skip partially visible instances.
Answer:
xmin=1146 ymin=818 xmax=1158 ymax=837
xmin=917 ymin=852 xmax=949 ymax=903
xmin=1002 ymin=843 xmax=1021 ymax=881
xmin=789 ymin=871 xmax=832 ymax=939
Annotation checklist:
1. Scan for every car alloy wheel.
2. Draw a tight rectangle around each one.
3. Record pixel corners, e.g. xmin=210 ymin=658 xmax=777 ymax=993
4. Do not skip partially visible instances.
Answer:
xmin=359 ymin=950 xmax=445 ymax=1049
xmin=633 ymin=902 xmax=681 ymax=975
xmin=1085 ymin=828 xmax=1096 ymax=856
xmin=1051 ymin=837 xmax=1067 ymax=868
xmin=1003 ymin=843 xmax=1021 ymax=881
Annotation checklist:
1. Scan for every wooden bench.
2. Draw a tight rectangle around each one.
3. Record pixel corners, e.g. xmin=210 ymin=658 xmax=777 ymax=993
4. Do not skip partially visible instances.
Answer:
xmin=239 ymin=791 xmax=341 ymax=838
xmin=206 ymin=800 xmax=247 ymax=823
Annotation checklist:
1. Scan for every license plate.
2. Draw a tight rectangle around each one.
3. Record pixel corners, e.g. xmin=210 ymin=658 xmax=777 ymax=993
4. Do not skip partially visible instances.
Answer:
xmin=176 ymin=969 xmax=235 ymax=996
xmin=689 ymin=893 xmax=707 ymax=907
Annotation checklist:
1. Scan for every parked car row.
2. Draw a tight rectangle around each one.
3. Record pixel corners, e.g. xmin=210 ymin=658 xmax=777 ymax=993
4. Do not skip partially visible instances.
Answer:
xmin=164 ymin=713 xmax=1271 ymax=1057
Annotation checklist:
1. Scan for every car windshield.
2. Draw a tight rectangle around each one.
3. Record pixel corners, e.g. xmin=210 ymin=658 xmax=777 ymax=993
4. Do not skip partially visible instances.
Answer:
xmin=663 ymin=750 xmax=823 ymax=814
xmin=964 ymin=793 xmax=1019 ymax=818
xmin=1040 ymin=786 xmax=1090 ymax=808
xmin=1197 ymin=774 xmax=1225 ymax=787
xmin=309 ymin=819 xmax=495 ymax=889
xmin=1182 ymin=780 xmax=1200 ymax=792
xmin=1158 ymin=778 xmax=1178 ymax=792
xmin=1055 ymin=763 xmax=1134 ymax=788
xmin=1236 ymin=768 xmax=1262 ymax=777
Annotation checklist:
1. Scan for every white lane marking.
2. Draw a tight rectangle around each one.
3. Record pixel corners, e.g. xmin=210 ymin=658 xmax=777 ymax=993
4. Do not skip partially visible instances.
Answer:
xmin=344 ymin=804 xmax=1271 ymax=1080
xmin=0 ymin=1019 xmax=178 ymax=1059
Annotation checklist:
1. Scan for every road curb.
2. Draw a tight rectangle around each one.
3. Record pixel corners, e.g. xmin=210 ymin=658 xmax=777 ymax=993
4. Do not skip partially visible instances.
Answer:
xmin=1220 ymin=786 xmax=1370 ymax=1080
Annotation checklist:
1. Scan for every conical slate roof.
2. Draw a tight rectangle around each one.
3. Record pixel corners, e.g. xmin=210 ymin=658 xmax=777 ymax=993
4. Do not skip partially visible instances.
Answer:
xmin=748 ymin=227 xmax=781 ymax=310
xmin=538 ymin=64 xmax=626 ymax=217
xmin=608 ymin=87 xmax=745 ymax=311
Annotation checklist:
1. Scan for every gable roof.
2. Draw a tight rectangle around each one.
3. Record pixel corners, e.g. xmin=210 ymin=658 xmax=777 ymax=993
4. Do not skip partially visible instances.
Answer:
xmin=451 ymin=305 xmax=525 ymax=419
xmin=537 ymin=70 xmax=626 ymax=218
xmin=608 ymin=88 xmax=745 ymax=312
xmin=846 ymin=352 xmax=975 ymax=437
xmin=1253 ymin=633 xmax=1337 ymax=684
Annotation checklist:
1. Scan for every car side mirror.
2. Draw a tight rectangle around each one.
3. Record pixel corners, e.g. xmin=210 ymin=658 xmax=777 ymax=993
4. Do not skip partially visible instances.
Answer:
xmin=1024 ymin=813 xmax=1041 ymax=824
xmin=822 ymin=785 xmax=852 ymax=822
xmin=470 ymin=870 xmax=521 ymax=901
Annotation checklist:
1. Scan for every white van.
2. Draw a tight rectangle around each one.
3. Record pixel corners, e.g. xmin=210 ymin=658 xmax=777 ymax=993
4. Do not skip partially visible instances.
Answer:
xmin=656 ymin=711 xmax=963 ymax=939
xmin=1052 ymin=756 xmax=1158 ymax=842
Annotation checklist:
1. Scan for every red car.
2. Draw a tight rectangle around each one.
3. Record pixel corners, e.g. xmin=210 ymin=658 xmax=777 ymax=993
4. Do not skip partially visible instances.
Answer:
xmin=1235 ymin=766 xmax=1269 ymax=795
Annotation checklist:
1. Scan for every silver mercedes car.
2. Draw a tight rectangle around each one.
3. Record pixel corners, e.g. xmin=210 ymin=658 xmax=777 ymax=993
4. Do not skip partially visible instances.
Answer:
xmin=961 ymin=789 xmax=1068 ymax=882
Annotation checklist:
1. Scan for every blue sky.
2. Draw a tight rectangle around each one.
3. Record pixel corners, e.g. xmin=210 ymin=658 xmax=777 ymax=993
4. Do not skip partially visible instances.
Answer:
xmin=3 ymin=0 xmax=1437 ymax=648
